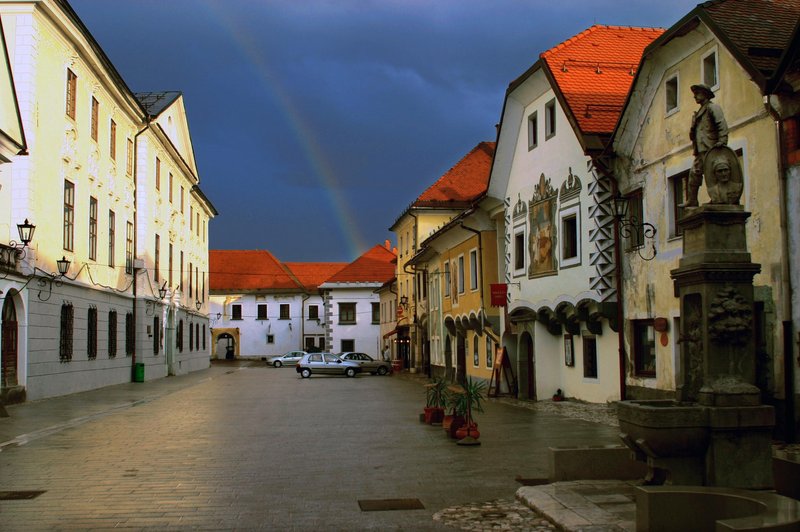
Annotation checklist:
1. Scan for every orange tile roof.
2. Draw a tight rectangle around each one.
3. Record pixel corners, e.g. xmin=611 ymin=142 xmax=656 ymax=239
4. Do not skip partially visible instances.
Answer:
xmin=209 ymin=249 xmax=301 ymax=291
xmin=284 ymin=262 xmax=348 ymax=291
xmin=542 ymin=25 xmax=664 ymax=135
xmin=414 ymin=142 xmax=495 ymax=206
xmin=324 ymin=244 xmax=397 ymax=284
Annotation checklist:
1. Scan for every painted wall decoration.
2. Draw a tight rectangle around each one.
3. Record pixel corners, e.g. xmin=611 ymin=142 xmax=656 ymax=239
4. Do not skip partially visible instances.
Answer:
xmin=528 ymin=173 xmax=558 ymax=278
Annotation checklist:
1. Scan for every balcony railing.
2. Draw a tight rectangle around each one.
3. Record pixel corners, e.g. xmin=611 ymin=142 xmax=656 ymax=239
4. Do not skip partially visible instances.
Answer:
xmin=0 ymin=243 xmax=21 ymax=274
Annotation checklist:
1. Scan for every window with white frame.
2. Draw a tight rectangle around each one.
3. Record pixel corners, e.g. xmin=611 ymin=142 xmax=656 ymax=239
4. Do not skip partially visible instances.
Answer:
xmin=473 ymin=335 xmax=479 ymax=366
xmin=665 ymin=74 xmax=679 ymax=115
xmin=486 ymin=336 xmax=493 ymax=367
xmin=513 ymin=225 xmax=526 ymax=275
xmin=560 ymin=205 xmax=580 ymax=267
xmin=702 ymin=48 xmax=718 ymax=90
xmin=527 ymin=111 xmax=538 ymax=150
xmin=280 ymin=304 xmax=290 ymax=319
xmin=669 ymin=171 xmax=688 ymax=237
xmin=257 ymin=304 xmax=267 ymax=320
xmin=469 ymin=249 xmax=478 ymax=290
xmin=444 ymin=262 xmax=451 ymax=297
xmin=231 ymin=304 xmax=242 ymax=320
xmin=545 ymin=99 xmax=556 ymax=139
xmin=457 ymin=255 xmax=465 ymax=294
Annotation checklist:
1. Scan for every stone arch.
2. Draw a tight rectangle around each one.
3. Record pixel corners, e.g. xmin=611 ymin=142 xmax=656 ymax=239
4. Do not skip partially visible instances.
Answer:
xmin=211 ymin=328 xmax=240 ymax=359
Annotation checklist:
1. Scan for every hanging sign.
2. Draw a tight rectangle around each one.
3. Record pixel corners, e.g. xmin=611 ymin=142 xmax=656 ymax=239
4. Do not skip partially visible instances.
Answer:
xmin=490 ymin=283 xmax=508 ymax=307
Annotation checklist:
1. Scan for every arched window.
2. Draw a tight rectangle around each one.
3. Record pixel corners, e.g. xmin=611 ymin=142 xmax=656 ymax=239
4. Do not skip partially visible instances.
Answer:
xmin=108 ymin=310 xmax=117 ymax=358
xmin=60 ymin=303 xmax=74 ymax=362
xmin=472 ymin=334 xmax=479 ymax=366
xmin=153 ymin=316 xmax=160 ymax=355
xmin=485 ymin=336 xmax=493 ymax=368
xmin=177 ymin=319 xmax=184 ymax=352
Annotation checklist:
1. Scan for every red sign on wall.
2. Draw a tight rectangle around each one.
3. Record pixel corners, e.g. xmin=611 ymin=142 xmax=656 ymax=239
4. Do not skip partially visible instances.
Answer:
xmin=490 ymin=284 xmax=507 ymax=307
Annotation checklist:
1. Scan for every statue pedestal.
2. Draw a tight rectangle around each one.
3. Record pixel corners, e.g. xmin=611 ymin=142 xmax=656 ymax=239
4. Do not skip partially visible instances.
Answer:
xmin=619 ymin=205 xmax=774 ymax=489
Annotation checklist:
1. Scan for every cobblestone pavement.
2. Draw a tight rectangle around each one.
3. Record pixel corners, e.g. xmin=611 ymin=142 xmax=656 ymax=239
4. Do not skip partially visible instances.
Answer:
xmin=0 ymin=362 xmax=622 ymax=531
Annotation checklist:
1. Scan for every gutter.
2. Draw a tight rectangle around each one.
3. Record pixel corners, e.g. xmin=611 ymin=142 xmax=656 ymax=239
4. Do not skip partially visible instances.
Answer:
xmin=131 ymin=118 xmax=151 ymax=380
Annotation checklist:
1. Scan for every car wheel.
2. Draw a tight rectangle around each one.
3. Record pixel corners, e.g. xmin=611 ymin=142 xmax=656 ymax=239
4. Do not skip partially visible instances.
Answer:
xmin=345 ymin=367 xmax=356 ymax=378
xmin=274 ymin=360 xmax=282 ymax=368
xmin=300 ymin=368 xmax=311 ymax=378
xmin=377 ymin=366 xmax=388 ymax=376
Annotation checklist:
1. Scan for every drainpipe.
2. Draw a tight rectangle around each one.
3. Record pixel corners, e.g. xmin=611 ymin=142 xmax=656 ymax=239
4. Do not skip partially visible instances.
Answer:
xmin=301 ymin=292 xmax=310 ymax=350
xmin=131 ymin=118 xmax=151 ymax=380
xmin=765 ymin=96 xmax=796 ymax=441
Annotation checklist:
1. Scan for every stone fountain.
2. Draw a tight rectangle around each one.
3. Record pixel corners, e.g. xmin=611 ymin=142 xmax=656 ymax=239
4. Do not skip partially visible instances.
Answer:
xmin=618 ymin=144 xmax=774 ymax=489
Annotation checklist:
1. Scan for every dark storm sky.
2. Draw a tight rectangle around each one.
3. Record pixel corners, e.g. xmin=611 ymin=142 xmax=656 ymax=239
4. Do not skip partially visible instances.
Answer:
xmin=68 ymin=0 xmax=698 ymax=262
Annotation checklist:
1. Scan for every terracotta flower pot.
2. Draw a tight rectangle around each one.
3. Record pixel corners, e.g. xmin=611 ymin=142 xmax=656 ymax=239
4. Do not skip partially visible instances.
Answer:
xmin=455 ymin=422 xmax=479 ymax=441
xmin=447 ymin=415 xmax=465 ymax=438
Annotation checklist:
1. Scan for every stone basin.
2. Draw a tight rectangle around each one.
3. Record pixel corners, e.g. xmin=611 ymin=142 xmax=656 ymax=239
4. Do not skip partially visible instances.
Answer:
xmin=617 ymin=400 xmax=709 ymax=458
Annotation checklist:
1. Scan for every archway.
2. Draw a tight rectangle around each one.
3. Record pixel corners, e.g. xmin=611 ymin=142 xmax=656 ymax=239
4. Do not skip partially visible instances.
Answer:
xmin=211 ymin=328 xmax=240 ymax=359
xmin=2 ymin=293 xmax=18 ymax=389
xmin=456 ymin=333 xmax=466 ymax=385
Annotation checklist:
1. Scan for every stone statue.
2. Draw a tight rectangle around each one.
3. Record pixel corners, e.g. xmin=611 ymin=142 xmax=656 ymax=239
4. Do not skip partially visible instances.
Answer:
xmin=683 ymin=83 xmax=730 ymax=207
xmin=704 ymin=146 xmax=743 ymax=204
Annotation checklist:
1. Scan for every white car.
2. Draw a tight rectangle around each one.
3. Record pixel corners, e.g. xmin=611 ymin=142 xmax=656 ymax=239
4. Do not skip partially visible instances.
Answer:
xmin=266 ymin=351 xmax=307 ymax=368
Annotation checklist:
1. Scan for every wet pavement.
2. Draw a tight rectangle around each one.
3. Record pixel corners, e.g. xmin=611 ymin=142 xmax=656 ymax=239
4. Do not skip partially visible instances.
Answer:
xmin=0 ymin=360 xmax=630 ymax=530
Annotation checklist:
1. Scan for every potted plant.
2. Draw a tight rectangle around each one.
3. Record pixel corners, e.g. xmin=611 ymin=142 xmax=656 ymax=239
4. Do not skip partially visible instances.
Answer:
xmin=423 ymin=377 xmax=447 ymax=424
xmin=443 ymin=384 xmax=467 ymax=438
xmin=454 ymin=377 xmax=486 ymax=444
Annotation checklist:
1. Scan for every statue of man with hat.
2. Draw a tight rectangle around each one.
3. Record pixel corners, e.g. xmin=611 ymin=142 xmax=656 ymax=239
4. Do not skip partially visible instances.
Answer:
xmin=684 ymin=83 xmax=729 ymax=207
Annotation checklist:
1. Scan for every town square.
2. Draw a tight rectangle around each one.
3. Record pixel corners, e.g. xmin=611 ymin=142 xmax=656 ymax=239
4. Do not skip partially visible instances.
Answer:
xmin=1 ymin=0 xmax=800 ymax=529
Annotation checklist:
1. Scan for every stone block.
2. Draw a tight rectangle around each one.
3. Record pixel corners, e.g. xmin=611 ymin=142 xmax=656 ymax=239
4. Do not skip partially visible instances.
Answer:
xmin=548 ymin=445 xmax=648 ymax=481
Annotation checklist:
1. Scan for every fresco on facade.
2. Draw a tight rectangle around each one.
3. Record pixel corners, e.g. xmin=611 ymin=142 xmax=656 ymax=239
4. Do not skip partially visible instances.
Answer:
xmin=528 ymin=173 xmax=557 ymax=278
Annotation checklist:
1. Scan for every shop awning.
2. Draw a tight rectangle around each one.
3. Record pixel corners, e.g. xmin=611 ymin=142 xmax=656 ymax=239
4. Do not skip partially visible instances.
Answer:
xmin=382 ymin=328 xmax=399 ymax=339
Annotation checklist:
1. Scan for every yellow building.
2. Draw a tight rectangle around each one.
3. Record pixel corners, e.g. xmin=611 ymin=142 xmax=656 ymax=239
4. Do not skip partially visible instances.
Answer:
xmin=611 ymin=0 xmax=797 ymax=417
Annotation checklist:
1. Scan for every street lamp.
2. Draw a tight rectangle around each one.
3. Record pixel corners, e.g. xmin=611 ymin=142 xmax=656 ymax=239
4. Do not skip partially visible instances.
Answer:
xmin=17 ymin=219 xmax=35 ymax=247
xmin=158 ymin=282 xmax=168 ymax=300
xmin=196 ymin=300 xmax=202 ymax=311
xmin=56 ymin=256 xmax=71 ymax=276
xmin=613 ymin=192 xmax=657 ymax=261
xmin=400 ymin=295 xmax=408 ymax=308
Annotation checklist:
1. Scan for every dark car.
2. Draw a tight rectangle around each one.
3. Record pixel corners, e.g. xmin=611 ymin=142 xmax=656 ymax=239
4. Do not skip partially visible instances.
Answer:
xmin=296 ymin=352 xmax=361 ymax=378
xmin=337 ymin=352 xmax=391 ymax=375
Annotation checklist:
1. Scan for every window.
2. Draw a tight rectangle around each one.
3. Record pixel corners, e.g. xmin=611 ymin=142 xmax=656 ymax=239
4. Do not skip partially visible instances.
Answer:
xmin=188 ymin=261 xmax=193 ymax=296
xmin=179 ymin=251 xmax=184 ymax=291
xmin=527 ymin=111 xmax=538 ymax=150
xmin=189 ymin=320 xmax=194 ymax=351
xmin=665 ymin=74 xmax=679 ymax=114
xmin=202 ymin=325 xmax=206 ymax=350
xmin=66 ymin=69 xmax=77 ymax=119
xmin=339 ymin=303 xmax=356 ymax=324
xmin=153 ymin=316 xmax=161 ymax=355
xmin=231 ymin=304 xmax=242 ymax=320
xmin=632 ymin=319 xmax=656 ymax=376
xmin=625 ymin=189 xmax=644 ymax=250
xmin=257 ymin=304 xmax=267 ymax=320
xmin=444 ymin=262 xmax=451 ymax=297
xmin=560 ymin=206 xmax=580 ymax=267
xmin=514 ymin=227 xmax=525 ymax=273
xmin=372 ymin=302 xmax=380 ymax=324
xmin=669 ymin=172 xmax=687 ymax=237
xmin=583 ymin=336 xmax=598 ymax=378
xmin=486 ymin=336 xmax=493 ymax=368
xmin=108 ymin=210 xmax=115 ymax=267
xmin=125 ymin=222 xmax=134 ymax=274
xmin=126 ymin=138 xmax=133 ymax=176
xmin=457 ymin=256 xmax=465 ymax=294
xmin=87 ymin=307 xmax=97 ymax=359
xmin=341 ymin=339 xmax=355 ymax=352
xmin=196 ymin=212 xmax=200 ymax=236
xmin=473 ymin=335 xmax=479 ymax=366
xmin=308 ymin=305 xmax=319 ymax=320
xmin=63 ymin=181 xmax=75 ymax=251
xmin=90 ymin=96 xmax=99 ymax=141
xmin=177 ymin=319 xmax=183 ymax=352
xmin=545 ymin=98 xmax=556 ymax=139
xmin=154 ymin=234 xmax=160 ymax=283
xmin=195 ymin=323 xmax=199 ymax=351
xmin=88 ymin=196 xmax=97 ymax=260
xmin=180 ymin=186 xmax=185 ymax=213
xmin=169 ymin=173 xmax=174 ymax=203
xmin=168 ymin=243 xmax=173 ymax=287
xmin=702 ymin=49 xmax=718 ymax=89
xmin=155 ymin=157 xmax=161 ymax=191
xmin=60 ymin=303 xmax=74 ymax=362
xmin=469 ymin=249 xmax=478 ymax=290
xmin=190 ymin=206 xmax=194 ymax=231
xmin=108 ymin=310 xmax=117 ymax=358
xmin=280 ymin=304 xmax=290 ymax=320
xmin=267 ymin=334 xmax=275 ymax=344
xmin=109 ymin=119 xmax=116 ymax=160
xmin=125 ymin=312 xmax=134 ymax=357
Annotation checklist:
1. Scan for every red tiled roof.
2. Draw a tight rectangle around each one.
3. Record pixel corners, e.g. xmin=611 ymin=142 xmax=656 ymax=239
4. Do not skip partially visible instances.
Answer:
xmin=284 ymin=262 xmax=348 ymax=291
xmin=542 ymin=25 xmax=664 ymax=135
xmin=209 ymin=250 xmax=301 ymax=291
xmin=324 ymin=244 xmax=397 ymax=284
xmin=414 ymin=142 xmax=495 ymax=206
xmin=701 ymin=0 xmax=800 ymax=78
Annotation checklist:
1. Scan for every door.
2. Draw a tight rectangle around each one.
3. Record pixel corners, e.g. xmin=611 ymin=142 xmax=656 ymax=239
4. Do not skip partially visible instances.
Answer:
xmin=456 ymin=334 xmax=466 ymax=385
xmin=1 ymin=296 xmax=18 ymax=388
xmin=521 ymin=332 xmax=535 ymax=400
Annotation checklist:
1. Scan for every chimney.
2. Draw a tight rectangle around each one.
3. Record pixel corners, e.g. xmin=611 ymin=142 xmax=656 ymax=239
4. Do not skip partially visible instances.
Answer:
xmin=384 ymin=239 xmax=391 ymax=250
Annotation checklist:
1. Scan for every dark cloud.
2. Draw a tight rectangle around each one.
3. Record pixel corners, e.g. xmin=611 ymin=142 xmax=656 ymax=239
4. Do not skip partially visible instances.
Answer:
xmin=70 ymin=0 xmax=697 ymax=261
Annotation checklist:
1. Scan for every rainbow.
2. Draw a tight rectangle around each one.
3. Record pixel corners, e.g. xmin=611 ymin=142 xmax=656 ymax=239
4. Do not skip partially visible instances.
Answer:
xmin=199 ymin=1 xmax=366 ymax=259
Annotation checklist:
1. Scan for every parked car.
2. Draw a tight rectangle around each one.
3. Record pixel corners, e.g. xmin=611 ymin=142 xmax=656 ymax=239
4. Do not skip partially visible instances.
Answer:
xmin=337 ymin=352 xmax=391 ymax=375
xmin=296 ymin=352 xmax=361 ymax=378
xmin=266 ymin=351 xmax=307 ymax=368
